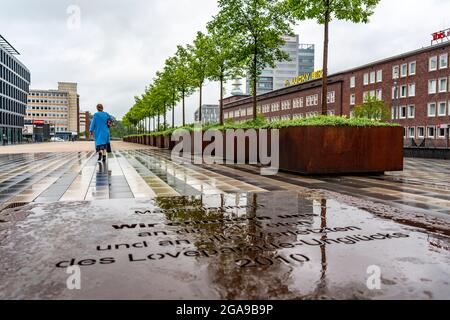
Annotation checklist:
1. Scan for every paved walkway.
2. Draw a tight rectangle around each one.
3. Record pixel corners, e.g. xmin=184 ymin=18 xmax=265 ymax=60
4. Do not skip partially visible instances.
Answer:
xmin=0 ymin=142 xmax=449 ymax=232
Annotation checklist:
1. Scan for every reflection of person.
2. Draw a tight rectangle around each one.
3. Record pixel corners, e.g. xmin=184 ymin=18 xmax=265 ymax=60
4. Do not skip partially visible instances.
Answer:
xmin=89 ymin=104 xmax=112 ymax=162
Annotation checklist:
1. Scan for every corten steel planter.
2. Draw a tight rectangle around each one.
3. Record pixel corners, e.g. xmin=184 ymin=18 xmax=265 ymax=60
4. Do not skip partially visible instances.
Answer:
xmin=163 ymin=134 xmax=176 ymax=150
xmin=149 ymin=135 xmax=155 ymax=147
xmin=155 ymin=135 xmax=165 ymax=148
xmin=278 ymin=126 xmax=404 ymax=175
xmin=190 ymin=131 xmax=211 ymax=155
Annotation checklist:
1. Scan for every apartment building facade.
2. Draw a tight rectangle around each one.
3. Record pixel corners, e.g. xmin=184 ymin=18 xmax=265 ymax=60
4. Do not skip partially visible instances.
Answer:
xmin=224 ymin=42 xmax=450 ymax=148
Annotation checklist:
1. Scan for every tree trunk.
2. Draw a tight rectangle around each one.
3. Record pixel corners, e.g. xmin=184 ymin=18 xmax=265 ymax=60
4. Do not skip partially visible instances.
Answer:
xmin=164 ymin=104 xmax=167 ymax=129
xmin=252 ymin=41 xmax=257 ymax=120
xmin=322 ymin=4 xmax=330 ymax=116
xmin=172 ymin=93 xmax=175 ymax=128
xmin=199 ymin=84 xmax=203 ymax=124
xmin=182 ymin=89 xmax=186 ymax=126
xmin=153 ymin=117 xmax=155 ymax=132
xmin=157 ymin=115 xmax=160 ymax=131
xmin=219 ymin=75 xmax=224 ymax=125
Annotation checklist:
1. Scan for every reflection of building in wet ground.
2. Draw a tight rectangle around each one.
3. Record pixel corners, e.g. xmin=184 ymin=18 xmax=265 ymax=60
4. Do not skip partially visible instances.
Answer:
xmin=0 ymin=143 xmax=450 ymax=299
xmin=0 ymin=144 xmax=449 ymax=231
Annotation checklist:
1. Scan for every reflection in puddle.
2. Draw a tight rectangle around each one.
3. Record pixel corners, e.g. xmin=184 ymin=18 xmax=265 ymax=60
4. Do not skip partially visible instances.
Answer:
xmin=0 ymin=191 xmax=449 ymax=299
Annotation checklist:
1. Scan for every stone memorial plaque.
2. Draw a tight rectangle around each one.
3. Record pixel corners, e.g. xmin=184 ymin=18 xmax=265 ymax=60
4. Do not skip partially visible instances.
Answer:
xmin=0 ymin=191 xmax=449 ymax=299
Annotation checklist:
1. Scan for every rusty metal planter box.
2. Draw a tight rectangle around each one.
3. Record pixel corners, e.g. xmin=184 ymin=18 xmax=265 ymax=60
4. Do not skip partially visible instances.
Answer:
xmin=278 ymin=126 xmax=404 ymax=174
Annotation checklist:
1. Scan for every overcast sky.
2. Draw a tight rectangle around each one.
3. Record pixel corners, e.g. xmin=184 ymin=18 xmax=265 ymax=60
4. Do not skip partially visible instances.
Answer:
xmin=1 ymin=0 xmax=450 ymax=125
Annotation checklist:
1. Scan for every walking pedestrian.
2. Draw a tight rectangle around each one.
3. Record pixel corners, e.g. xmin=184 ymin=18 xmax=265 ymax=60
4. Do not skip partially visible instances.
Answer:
xmin=89 ymin=104 xmax=112 ymax=162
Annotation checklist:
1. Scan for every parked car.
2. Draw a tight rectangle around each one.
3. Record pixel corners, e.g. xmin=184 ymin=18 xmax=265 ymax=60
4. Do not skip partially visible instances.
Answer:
xmin=50 ymin=137 xmax=65 ymax=142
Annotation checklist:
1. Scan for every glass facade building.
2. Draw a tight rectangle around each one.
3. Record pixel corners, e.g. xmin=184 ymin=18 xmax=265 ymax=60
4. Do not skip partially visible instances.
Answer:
xmin=246 ymin=35 xmax=315 ymax=95
xmin=0 ymin=35 xmax=30 ymax=144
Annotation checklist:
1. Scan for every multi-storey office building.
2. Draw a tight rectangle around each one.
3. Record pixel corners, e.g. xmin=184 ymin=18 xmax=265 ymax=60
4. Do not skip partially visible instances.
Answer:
xmin=224 ymin=41 xmax=450 ymax=148
xmin=246 ymin=35 xmax=315 ymax=95
xmin=26 ymin=82 xmax=80 ymax=139
xmin=0 ymin=35 xmax=30 ymax=144
xmin=195 ymin=104 xmax=219 ymax=124
xmin=79 ymin=110 xmax=91 ymax=138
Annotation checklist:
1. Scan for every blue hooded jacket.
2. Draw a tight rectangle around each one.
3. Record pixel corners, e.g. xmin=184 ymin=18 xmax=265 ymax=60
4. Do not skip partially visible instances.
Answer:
xmin=89 ymin=111 xmax=112 ymax=147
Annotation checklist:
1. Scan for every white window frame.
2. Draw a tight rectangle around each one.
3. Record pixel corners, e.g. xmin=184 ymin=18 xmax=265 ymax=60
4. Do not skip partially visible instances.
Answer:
xmin=369 ymin=71 xmax=376 ymax=84
xmin=409 ymin=61 xmax=416 ymax=75
xmin=438 ymin=101 xmax=447 ymax=116
xmin=408 ymin=127 xmax=415 ymax=139
xmin=350 ymin=94 xmax=356 ymax=106
xmin=350 ymin=76 xmax=356 ymax=88
xmin=376 ymin=89 xmax=382 ymax=101
xmin=439 ymin=77 xmax=447 ymax=93
xmin=408 ymin=83 xmax=416 ymax=97
xmin=417 ymin=126 xmax=425 ymax=138
xmin=400 ymin=63 xmax=408 ymax=77
xmin=392 ymin=66 xmax=399 ymax=79
xmin=439 ymin=53 xmax=448 ymax=69
xmin=327 ymin=91 xmax=335 ymax=104
xmin=428 ymin=79 xmax=437 ymax=94
xmin=428 ymin=102 xmax=436 ymax=117
xmin=438 ymin=127 xmax=446 ymax=139
xmin=427 ymin=126 xmax=436 ymax=139
xmin=363 ymin=73 xmax=369 ymax=85
xmin=376 ymin=70 xmax=383 ymax=83
xmin=407 ymin=105 xmax=415 ymax=119
xmin=429 ymin=56 xmax=438 ymax=71
xmin=399 ymin=105 xmax=407 ymax=119
xmin=400 ymin=85 xmax=407 ymax=98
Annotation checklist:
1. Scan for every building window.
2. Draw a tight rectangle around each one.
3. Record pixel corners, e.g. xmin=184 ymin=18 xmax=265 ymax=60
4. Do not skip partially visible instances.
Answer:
xmin=369 ymin=71 xmax=376 ymax=84
xmin=327 ymin=110 xmax=335 ymax=116
xmin=363 ymin=73 xmax=369 ymax=85
xmin=281 ymin=100 xmax=291 ymax=110
xmin=271 ymin=103 xmax=279 ymax=112
xmin=376 ymin=70 xmax=383 ymax=82
xmin=247 ymin=107 xmax=253 ymax=116
xmin=429 ymin=56 xmax=438 ymax=71
xmin=400 ymin=64 xmax=408 ymax=77
xmin=281 ymin=115 xmax=291 ymax=121
xmin=439 ymin=77 xmax=447 ymax=92
xmin=440 ymin=53 xmax=448 ymax=69
xmin=428 ymin=102 xmax=436 ymax=117
xmin=407 ymin=105 xmax=415 ymax=119
xmin=350 ymin=76 xmax=356 ymax=88
xmin=391 ymin=106 xmax=398 ymax=120
xmin=376 ymin=89 xmax=382 ymax=101
xmin=428 ymin=79 xmax=437 ymax=94
xmin=408 ymin=127 xmax=415 ymax=139
xmin=363 ymin=91 xmax=369 ymax=102
xmin=417 ymin=127 xmax=425 ymax=138
xmin=427 ymin=126 xmax=435 ymax=139
xmin=438 ymin=101 xmax=446 ymax=116
xmin=408 ymin=83 xmax=416 ymax=97
xmin=392 ymin=86 xmax=398 ymax=99
xmin=327 ymin=91 xmax=335 ymax=104
xmin=350 ymin=94 xmax=356 ymax=105
xmin=438 ymin=127 xmax=446 ymax=138
xmin=409 ymin=61 xmax=416 ymax=75
xmin=400 ymin=85 xmax=407 ymax=98
xmin=399 ymin=105 xmax=407 ymax=119
xmin=392 ymin=66 xmax=399 ymax=79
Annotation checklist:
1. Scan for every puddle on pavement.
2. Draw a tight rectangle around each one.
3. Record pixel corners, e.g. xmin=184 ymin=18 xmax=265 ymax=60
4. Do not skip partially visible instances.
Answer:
xmin=0 ymin=191 xmax=449 ymax=299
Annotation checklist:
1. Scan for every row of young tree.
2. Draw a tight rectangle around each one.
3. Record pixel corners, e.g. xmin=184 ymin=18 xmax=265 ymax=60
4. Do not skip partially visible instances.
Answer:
xmin=123 ymin=0 xmax=380 ymax=132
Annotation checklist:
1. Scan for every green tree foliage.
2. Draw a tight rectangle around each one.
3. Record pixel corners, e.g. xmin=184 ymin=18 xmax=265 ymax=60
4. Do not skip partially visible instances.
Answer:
xmin=353 ymin=95 xmax=390 ymax=121
xmin=209 ymin=0 xmax=294 ymax=120
xmin=173 ymin=46 xmax=196 ymax=126
xmin=187 ymin=32 xmax=215 ymax=123
xmin=206 ymin=22 xmax=244 ymax=125
xmin=288 ymin=0 xmax=380 ymax=115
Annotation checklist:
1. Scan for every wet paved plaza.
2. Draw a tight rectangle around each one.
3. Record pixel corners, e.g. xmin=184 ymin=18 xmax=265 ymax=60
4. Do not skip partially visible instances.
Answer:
xmin=0 ymin=142 xmax=449 ymax=299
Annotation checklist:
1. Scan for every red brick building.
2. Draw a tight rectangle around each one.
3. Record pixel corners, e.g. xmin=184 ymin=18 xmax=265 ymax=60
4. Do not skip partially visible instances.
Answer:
xmin=223 ymin=42 xmax=450 ymax=148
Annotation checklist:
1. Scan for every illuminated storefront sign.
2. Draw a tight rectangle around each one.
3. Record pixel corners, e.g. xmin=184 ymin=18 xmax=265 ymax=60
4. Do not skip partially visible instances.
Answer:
xmin=285 ymin=70 xmax=323 ymax=87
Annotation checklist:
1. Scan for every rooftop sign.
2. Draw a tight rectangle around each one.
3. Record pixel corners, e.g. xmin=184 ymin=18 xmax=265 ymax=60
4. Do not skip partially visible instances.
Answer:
xmin=431 ymin=28 xmax=450 ymax=45
xmin=285 ymin=70 xmax=323 ymax=87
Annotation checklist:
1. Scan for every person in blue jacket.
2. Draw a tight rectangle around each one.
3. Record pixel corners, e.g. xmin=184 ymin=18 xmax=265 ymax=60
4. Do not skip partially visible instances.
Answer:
xmin=89 ymin=104 xmax=112 ymax=162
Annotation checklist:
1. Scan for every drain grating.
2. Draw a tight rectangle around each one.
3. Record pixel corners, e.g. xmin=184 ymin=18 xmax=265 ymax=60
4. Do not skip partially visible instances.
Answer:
xmin=0 ymin=202 xmax=29 ymax=214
